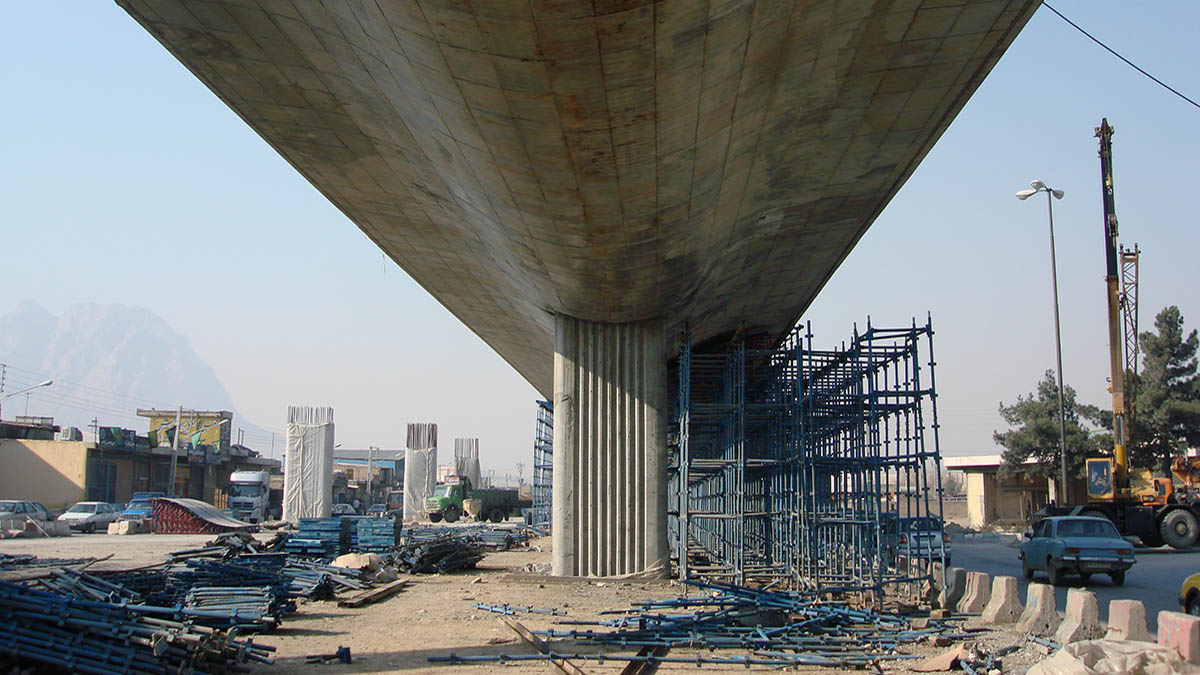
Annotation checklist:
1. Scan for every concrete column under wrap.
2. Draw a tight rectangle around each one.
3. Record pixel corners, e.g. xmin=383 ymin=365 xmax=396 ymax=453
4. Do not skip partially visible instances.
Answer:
xmin=552 ymin=314 xmax=668 ymax=577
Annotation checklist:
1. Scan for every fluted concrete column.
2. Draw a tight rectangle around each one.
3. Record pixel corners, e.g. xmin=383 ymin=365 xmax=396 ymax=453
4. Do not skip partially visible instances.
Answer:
xmin=552 ymin=314 xmax=668 ymax=577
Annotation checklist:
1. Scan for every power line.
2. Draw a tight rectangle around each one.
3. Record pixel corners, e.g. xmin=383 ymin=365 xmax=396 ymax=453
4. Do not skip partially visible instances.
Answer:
xmin=1044 ymin=2 xmax=1200 ymax=111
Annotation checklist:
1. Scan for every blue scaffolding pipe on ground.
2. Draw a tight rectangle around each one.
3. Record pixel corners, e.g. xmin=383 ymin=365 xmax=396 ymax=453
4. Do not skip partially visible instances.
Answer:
xmin=531 ymin=400 xmax=553 ymax=530
xmin=670 ymin=317 xmax=945 ymax=595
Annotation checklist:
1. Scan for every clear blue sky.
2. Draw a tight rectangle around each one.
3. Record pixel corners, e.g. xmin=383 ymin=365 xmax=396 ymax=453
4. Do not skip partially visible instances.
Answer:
xmin=2 ymin=2 xmax=1197 ymax=479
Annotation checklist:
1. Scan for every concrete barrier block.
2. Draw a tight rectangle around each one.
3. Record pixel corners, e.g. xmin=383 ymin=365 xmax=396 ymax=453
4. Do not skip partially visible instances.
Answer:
xmin=957 ymin=571 xmax=991 ymax=613
xmin=1158 ymin=611 xmax=1200 ymax=664
xmin=1016 ymin=582 xmax=1060 ymax=635
xmin=980 ymin=575 xmax=1022 ymax=624
xmin=107 ymin=520 xmax=146 ymax=535
xmin=930 ymin=562 xmax=945 ymax=591
xmin=938 ymin=567 xmax=967 ymax=610
xmin=1106 ymin=599 xmax=1153 ymax=642
xmin=1055 ymin=588 xmax=1103 ymax=644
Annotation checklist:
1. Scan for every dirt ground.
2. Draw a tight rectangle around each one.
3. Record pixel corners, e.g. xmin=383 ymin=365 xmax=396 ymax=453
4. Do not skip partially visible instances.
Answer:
xmin=0 ymin=531 xmax=1053 ymax=674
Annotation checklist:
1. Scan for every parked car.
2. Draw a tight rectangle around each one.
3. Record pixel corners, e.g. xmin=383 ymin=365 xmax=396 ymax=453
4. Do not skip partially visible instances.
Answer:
xmin=883 ymin=515 xmax=952 ymax=566
xmin=57 ymin=501 xmax=121 ymax=532
xmin=367 ymin=504 xmax=387 ymax=517
xmin=1020 ymin=516 xmax=1135 ymax=586
xmin=120 ymin=499 xmax=156 ymax=521
xmin=331 ymin=503 xmax=357 ymax=516
xmin=0 ymin=500 xmax=50 ymax=522
xmin=1180 ymin=573 xmax=1200 ymax=616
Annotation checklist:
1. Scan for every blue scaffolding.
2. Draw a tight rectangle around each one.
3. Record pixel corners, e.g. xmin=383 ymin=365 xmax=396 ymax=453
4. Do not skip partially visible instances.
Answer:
xmin=531 ymin=400 xmax=553 ymax=529
xmin=670 ymin=318 xmax=944 ymax=594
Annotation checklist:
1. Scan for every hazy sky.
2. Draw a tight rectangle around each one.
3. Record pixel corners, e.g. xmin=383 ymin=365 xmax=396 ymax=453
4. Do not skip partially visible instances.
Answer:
xmin=2 ymin=2 xmax=1197 ymax=480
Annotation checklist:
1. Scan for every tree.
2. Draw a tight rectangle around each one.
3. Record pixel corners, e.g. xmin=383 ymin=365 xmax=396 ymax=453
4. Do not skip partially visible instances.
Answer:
xmin=1127 ymin=306 xmax=1200 ymax=473
xmin=995 ymin=370 xmax=1104 ymax=482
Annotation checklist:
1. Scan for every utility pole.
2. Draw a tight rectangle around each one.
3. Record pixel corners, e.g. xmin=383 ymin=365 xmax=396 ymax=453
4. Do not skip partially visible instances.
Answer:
xmin=366 ymin=446 xmax=377 ymax=509
xmin=168 ymin=405 xmax=182 ymax=497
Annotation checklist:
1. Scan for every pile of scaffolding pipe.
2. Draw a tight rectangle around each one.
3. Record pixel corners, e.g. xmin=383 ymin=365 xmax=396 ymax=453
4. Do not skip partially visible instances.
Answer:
xmin=184 ymin=586 xmax=281 ymax=631
xmin=283 ymin=559 xmax=369 ymax=593
xmin=529 ymin=581 xmax=957 ymax=668
xmin=0 ymin=578 xmax=274 ymax=672
xmin=37 ymin=568 xmax=145 ymax=605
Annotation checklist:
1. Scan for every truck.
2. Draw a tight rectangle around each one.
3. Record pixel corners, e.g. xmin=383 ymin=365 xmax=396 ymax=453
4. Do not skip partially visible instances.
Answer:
xmin=425 ymin=476 xmax=527 ymax=524
xmin=1041 ymin=119 xmax=1200 ymax=549
xmin=228 ymin=471 xmax=272 ymax=524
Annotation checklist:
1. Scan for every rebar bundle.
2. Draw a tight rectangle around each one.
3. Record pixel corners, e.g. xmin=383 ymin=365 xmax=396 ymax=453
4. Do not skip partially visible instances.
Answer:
xmin=671 ymin=319 xmax=945 ymax=593
xmin=0 ymin=578 xmax=275 ymax=673
xmin=395 ymin=530 xmax=486 ymax=573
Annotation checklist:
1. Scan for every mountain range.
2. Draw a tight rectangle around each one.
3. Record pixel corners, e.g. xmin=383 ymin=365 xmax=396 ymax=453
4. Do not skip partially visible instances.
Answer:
xmin=0 ymin=300 xmax=271 ymax=445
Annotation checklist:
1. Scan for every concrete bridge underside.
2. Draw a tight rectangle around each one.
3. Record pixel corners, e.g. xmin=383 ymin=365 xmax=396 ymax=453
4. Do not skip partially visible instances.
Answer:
xmin=120 ymin=0 xmax=1038 ymax=576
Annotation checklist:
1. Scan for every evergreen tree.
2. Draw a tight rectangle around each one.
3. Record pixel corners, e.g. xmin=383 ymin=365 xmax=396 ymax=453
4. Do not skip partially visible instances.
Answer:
xmin=996 ymin=370 xmax=1104 ymax=482
xmin=1127 ymin=306 xmax=1200 ymax=472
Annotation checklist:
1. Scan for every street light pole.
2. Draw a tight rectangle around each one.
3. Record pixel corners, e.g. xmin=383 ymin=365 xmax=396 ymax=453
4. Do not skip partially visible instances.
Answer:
xmin=0 ymin=378 xmax=53 ymax=421
xmin=1018 ymin=180 xmax=1069 ymax=504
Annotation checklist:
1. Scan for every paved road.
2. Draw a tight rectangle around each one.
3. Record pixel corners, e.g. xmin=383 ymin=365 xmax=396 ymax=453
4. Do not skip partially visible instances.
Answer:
xmin=953 ymin=538 xmax=1200 ymax=632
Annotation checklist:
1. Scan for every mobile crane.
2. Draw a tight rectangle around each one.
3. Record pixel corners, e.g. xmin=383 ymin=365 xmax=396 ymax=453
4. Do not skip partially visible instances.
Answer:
xmin=1047 ymin=119 xmax=1200 ymax=549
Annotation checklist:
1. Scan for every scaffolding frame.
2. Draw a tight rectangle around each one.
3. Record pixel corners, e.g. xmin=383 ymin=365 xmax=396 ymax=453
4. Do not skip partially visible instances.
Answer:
xmin=670 ymin=318 xmax=944 ymax=594
xmin=531 ymin=400 xmax=554 ymax=529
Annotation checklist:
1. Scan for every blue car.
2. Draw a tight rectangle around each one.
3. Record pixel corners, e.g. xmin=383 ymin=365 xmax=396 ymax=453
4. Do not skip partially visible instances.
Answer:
xmin=1020 ymin=516 xmax=1135 ymax=586
xmin=120 ymin=498 xmax=156 ymax=521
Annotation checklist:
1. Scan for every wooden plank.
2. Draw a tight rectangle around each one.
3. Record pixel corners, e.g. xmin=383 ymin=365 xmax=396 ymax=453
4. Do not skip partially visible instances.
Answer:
xmin=336 ymin=578 xmax=409 ymax=608
xmin=619 ymin=645 xmax=669 ymax=675
xmin=501 ymin=617 xmax=588 ymax=675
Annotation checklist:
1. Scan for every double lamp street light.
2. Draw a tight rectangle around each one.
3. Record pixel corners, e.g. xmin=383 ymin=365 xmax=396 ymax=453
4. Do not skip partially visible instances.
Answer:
xmin=1017 ymin=179 xmax=1069 ymax=504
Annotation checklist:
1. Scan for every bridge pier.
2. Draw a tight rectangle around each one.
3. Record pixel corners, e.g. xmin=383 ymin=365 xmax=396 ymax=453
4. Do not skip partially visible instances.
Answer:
xmin=551 ymin=314 xmax=669 ymax=577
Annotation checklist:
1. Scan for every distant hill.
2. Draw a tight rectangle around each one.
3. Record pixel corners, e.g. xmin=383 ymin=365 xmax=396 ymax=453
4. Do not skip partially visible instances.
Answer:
xmin=0 ymin=300 xmax=272 ymax=446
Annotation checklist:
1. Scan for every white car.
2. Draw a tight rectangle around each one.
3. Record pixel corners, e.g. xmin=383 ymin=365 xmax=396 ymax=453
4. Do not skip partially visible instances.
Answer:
xmin=0 ymin=500 xmax=51 ymax=523
xmin=57 ymin=501 xmax=121 ymax=532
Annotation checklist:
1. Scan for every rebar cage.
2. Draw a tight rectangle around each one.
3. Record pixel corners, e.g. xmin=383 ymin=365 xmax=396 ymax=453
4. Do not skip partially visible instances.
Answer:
xmin=669 ymin=318 xmax=945 ymax=593
xmin=531 ymin=400 xmax=554 ymax=529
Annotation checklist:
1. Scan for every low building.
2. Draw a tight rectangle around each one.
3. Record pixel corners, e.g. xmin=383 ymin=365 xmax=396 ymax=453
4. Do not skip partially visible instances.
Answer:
xmin=945 ymin=454 xmax=1054 ymax=529
xmin=1 ymin=424 xmax=280 ymax=511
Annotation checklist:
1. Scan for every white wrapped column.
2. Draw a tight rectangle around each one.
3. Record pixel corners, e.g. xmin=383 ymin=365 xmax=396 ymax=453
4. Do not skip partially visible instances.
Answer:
xmin=552 ymin=314 xmax=668 ymax=577
xmin=282 ymin=406 xmax=334 ymax=523
xmin=403 ymin=423 xmax=438 ymax=521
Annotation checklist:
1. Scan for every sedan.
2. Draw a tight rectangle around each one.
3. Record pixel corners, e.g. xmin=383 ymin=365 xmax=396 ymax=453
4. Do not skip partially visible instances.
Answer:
xmin=57 ymin=502 xmax=121 ymax=533
xmin=1020 ymin=516 xmax=1135 ymax=586
xmin=0 ymin=500 xmax=50 ymax=522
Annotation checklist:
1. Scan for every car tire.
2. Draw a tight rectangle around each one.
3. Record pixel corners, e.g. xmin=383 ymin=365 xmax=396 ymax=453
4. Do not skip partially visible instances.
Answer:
xmin=1161 ymin=509 xmax=1199 ymax=550
xmin=1110 ymin=569 xmax=1126 ymax=586
xmin=429 ymin=513 xmax=443 ymax=523
xmin=1022 ymin=557 xmax=1034 ymax=580
xmin=1047 ymin=560 xmax=1064 ymax=586
xmin=489 ymin=508 xmax=505 ymax=524
xmin=1079 ymin=572 xmax=1092 ymax=584
xmin=444 ymin=506 xmax=461 ymax=523
xmin=1187 ymin=593 xmax=1200 ymax=617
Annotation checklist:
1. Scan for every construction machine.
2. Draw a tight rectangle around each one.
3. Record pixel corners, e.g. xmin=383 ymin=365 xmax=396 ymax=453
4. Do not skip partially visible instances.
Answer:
xmin=1047 ymin=119 xmax=1200 ymax=548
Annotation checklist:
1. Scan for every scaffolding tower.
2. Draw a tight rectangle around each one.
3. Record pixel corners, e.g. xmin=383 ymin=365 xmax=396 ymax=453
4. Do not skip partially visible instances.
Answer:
xmin=531 ymin=400 xmax=553 ymax=529
xmin=670 ymin=318 xmax=943 ymax=594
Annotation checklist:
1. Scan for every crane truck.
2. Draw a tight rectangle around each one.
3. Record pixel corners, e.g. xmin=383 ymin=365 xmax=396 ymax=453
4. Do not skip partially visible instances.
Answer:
xmin=1042 ymin=119 xmax=1200 ymax=549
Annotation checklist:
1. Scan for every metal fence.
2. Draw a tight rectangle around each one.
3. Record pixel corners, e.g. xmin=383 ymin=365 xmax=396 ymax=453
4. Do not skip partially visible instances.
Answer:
xmin=670 ymin=318 xmax=944 ymax=594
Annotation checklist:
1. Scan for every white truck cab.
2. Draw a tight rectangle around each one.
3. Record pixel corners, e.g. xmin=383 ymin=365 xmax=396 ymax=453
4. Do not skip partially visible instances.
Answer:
xmin=228 ymin=471 xmax=271 ymax=523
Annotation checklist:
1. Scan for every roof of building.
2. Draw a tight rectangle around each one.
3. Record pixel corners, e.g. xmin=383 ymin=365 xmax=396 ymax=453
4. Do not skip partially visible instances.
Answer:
xmin=944 ymin=454 xmax=1038 ymax=471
